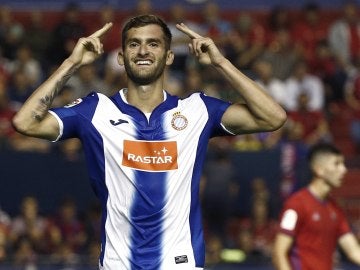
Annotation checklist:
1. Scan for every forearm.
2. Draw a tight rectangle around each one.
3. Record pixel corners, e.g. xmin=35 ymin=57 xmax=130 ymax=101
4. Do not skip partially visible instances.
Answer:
xmin=12 ymin=59 xmax=79 ymax=134
xmin=214 ymin=58 xmax=286 ymax=130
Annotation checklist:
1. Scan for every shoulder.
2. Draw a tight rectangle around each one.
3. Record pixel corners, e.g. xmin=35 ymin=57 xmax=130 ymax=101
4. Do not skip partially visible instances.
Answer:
xmin=180 ymin=91 xmax=230 ymax=107
xmin=283 ymin=189 xmax=309 ymax=209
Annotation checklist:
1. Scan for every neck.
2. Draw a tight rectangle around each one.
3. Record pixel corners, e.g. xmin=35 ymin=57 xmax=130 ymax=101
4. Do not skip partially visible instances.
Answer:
xmin=308 ymin=178 xmax=331 ymax=200
xmin=125 ymin=80 xmax=165 ymax=113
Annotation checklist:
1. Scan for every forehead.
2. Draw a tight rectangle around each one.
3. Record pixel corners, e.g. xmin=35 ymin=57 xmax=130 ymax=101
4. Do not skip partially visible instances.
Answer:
xmin=316 ymin=153 xmax=344 ymax=166
xmin=125 ymin=24 xmax=165 ymax=41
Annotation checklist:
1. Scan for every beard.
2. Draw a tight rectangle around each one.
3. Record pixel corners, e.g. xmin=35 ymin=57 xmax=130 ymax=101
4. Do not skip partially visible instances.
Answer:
xmin=124 ymin=54 xmax=167 ymax=85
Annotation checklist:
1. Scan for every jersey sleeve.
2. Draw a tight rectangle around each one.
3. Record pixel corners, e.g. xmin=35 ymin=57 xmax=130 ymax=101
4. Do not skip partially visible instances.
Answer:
xmin=199 ymin=93 xmax=233 ymax=137
xmin=334 ymin=204 xmax=352 ymax=238
xmin=49 ymin=92 xmax=99 ymax=141
xmin=278 ymin=196 xmax=303 ymax=237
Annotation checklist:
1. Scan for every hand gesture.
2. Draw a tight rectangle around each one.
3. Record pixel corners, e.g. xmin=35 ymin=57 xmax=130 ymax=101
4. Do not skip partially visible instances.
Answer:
xmin=68 ymin=22 xmax=113 ymax=66
xmin=176 ymin=23 xmax=225 ymax=66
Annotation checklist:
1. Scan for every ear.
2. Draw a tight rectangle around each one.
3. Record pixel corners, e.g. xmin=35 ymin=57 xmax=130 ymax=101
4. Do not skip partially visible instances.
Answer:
xmin=166 ymin=50 xmax=174 ymax=66
xmin=117 ymin=50 xmax=124 ymax=66
xmin=312 ymin=163 xmax=324 ymax=179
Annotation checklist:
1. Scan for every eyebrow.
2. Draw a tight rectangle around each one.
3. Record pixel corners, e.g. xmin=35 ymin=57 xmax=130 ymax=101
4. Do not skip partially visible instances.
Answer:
xmin=126 ymin=37 xmax=163 ymax=45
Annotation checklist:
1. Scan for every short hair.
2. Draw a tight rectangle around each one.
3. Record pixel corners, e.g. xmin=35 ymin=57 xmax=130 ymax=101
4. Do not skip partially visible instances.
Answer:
xmin=307 ymin=143 xmax=342 ymax=165
xmin=121 ymin=14 xmax=172 ymax=50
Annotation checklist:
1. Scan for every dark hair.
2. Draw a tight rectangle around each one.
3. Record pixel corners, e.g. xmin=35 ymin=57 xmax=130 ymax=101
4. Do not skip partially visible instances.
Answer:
xmin=121 ymin=14 xmax=172 ymax=50
xmin=307 ymin=143 xmax=341 ymax=164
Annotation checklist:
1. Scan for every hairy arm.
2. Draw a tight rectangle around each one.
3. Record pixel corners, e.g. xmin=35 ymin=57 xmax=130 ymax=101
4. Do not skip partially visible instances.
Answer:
xmin=12 ymin=61 xmax=78 ymax=140
xmin=176 ymin=23 xmax=287 ymax=134
xmin=12 ymin=23 xmax=112 ymax=141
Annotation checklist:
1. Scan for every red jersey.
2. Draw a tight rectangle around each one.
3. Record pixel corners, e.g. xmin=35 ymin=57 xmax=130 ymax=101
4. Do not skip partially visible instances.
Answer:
xmin=278 ymin=188 xmax=351 ymax=270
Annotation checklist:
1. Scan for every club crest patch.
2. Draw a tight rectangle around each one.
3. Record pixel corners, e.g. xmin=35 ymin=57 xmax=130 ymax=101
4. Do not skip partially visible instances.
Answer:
xmin=171 ymin=112 xmax=188 ymax=131
xmin=64 ymin=98 xmax=83 ymax=108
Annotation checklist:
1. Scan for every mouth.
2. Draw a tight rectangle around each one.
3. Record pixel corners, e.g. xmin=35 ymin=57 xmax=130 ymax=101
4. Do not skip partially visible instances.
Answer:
xmin=135 ymin=59 xmax=153 ymax=66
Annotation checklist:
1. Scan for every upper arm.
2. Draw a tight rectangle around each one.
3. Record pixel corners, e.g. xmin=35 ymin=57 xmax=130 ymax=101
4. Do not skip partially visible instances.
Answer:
xmin=221 ymin=103 xmax=269 ymax=134
xmin=272 ymin=233 xmax=294 ymax=270
xmin=273 ymin=233 xmax=294 ymax=256
xmin=13 ymin=112 xmax=60 ymax=141
xmin=339 ymin=233 xmax=360 ymax=265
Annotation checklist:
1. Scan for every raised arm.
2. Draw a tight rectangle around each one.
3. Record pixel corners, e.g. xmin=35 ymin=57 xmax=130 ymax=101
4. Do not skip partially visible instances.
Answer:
xmin=12 ymin=23 xmax=113 ymax=141
xmin=176 ymin=23 xmax=286 ymax=134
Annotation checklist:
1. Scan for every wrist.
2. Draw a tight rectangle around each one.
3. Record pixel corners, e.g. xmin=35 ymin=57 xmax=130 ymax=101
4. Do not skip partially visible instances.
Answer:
xmin=63 ymin=58 xmax=82 ymax=70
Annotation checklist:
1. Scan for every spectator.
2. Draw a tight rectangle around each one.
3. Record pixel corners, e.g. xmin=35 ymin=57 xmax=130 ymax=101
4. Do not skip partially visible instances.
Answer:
xmin=253 ymin=59 xmax=287 ymax=107
xmin=167 ymin=3 xmax=204 ymax=79
xmin=0 ymin=6 xmax=25 ymax=60
xmin=265 ymin=6 xmax=292 ymax=45
xmin=23 ymin=10 xmax=51 ymax=67
xmin=199 ymin=1 xmax=232 ymax=50
xmin=46 ymin=2 xmax=86 ymax=67
xmin=7 ymin=69 xmax=34 ymax=105
xmin=328 ymin=1 xmax=360 ymax=68
xmin=10 ymin=44 xmax=43 ymax=88
xmin=310 ymin=40 xmax=347 ymax=104
xmin=292 ymin=3 xmax=329 ymax=64
xmin=260 ymin=28 xmax=300 ymax=81
xmin=66 ymin=63 xmax=112 ymax=98
xmin=53 ymin=197 xmax=87 ymax=253
xmin=0 ymin=77 xmax=17 ymax=147
xmin=88 ymin=4 xmax=123 ymax=83
xmin=9 ymin=196 xmax=61 ymax=255
xmin=344 ymin=57 xmax=360 ymax=153
xmin=227 ymin=13 xmax=266 ymax=73
xmin=283 ymin=61 xmax=325 ymax=112
xmin=287 ymin=92 xmax=332 ymax=146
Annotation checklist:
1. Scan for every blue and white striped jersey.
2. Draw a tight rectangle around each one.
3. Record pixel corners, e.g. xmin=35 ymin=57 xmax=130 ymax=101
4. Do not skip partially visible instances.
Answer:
xmin=50 ymin=89 xmax=232 ymax=270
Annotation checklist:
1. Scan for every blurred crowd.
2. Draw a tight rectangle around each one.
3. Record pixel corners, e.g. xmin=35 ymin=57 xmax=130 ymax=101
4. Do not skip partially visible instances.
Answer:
xmin=1 ymin=0 xmax=360 ymax=268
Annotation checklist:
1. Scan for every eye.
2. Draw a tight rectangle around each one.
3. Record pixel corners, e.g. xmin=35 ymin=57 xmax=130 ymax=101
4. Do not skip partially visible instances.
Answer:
xmin=128 ymin=42 xmax=139 ymax=48
xmin=149 ymin=42 xmax=159 ymax=48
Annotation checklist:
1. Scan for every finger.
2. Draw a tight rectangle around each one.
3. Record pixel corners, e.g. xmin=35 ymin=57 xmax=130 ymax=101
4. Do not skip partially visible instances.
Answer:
xmin=176 ymin=23 xmax=203 ymax=39
xmin=89 ymin=22 xmax=113 ymax=38
xmin=188 ymin=44 xmax=195 ymax=55
xmin=194 ymin=40 xmax=204 ymax=56
xmin=90 ymin=37 xmax=103 ymax=54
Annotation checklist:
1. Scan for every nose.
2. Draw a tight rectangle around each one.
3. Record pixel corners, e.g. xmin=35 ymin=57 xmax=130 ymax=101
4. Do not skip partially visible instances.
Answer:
xmin=138 ymin=44 xmax=149 ymax=56
xmin=342 ymin=163 xmax=348 ymax=175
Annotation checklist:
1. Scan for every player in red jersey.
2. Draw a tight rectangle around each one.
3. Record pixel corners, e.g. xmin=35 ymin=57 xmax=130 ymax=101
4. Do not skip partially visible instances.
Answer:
xmin=273 ymin=143 xmax=360 ymax=270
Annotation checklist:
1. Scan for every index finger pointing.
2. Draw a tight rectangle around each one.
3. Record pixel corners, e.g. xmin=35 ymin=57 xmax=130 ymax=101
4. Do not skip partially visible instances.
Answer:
xmin=176 ymin=23 xmax=203 ymax=39
xmin=89 ymin=22 xmax=113 ymax=38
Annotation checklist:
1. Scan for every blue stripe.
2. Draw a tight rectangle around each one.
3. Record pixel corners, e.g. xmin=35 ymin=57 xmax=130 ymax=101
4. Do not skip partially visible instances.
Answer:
xmin=189 ymin=125 xmax=211 ymax=267
xmin=130 ymin=113 xmax=167 ymax=270
xmin=73 ymin=94 xmax=109 ymax=266
xmin=189 ymin=94 xmax=230 ymax=267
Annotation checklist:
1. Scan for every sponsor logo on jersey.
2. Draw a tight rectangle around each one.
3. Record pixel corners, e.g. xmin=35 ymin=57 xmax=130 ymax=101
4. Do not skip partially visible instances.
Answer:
xmin=175 ymin=255 xmax=188 ymax=264
xmin=110 ymin=119 xmax=129 ymax=126
xmin=122 ymin=140 xmax=178 ymax=171
xmin=171 ymin=112 xmax=188 ymax=131
xmin=312 ymin=212 xmax=320 ymax=221
xmin=64 ymin=98 xmax=82 ymax=108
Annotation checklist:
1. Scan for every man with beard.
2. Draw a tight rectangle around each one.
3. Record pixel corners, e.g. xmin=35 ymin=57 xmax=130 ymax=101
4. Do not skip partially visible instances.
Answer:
xmin=12 ymin=15 xmax=286 ymax=270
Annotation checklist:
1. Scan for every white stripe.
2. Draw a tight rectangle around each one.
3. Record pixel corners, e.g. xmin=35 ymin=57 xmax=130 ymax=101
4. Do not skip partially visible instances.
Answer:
xmin=48 ymin=110 xmax=63 ymax=142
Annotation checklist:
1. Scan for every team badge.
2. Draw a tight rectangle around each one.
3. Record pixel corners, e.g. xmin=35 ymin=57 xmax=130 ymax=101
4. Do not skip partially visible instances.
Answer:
xmin=64 ymin=98 xmax=83 ymax=108
xmin=171 ymin=112 xmax=188 ymax=131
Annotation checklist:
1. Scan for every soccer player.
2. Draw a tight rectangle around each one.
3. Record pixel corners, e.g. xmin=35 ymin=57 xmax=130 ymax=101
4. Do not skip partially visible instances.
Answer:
xmin=273 ymin=143 xmax=360 ymax=270
xmin=12 ymin=15 xmax=286 ymax=269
